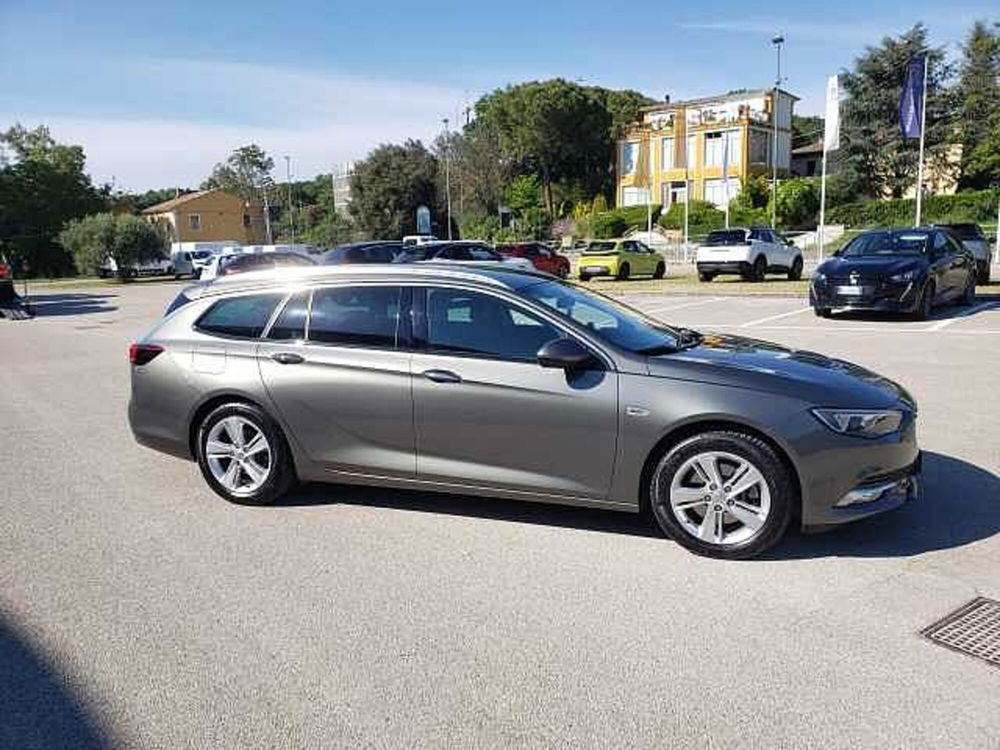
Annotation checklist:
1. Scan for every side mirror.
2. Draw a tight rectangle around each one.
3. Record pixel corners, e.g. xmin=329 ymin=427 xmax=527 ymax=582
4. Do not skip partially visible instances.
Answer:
xmin=537 ymin=338 xmax=596 ymax=371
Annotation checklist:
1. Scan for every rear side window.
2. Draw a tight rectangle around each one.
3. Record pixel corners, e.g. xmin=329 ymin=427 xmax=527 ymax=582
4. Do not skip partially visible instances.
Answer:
xmin=308 ymin=286 xmax=402 ymax=348
xmin=196 ymin=293 xmax=284 ymax=338
xmin=165 ymin=290 xmax=193 ymax=316
xmin=267 ymin=290 xmax=310 ymax=341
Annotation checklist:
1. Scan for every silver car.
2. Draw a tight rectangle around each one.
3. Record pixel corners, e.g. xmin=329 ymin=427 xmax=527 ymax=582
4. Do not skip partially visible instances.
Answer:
xmin=129 ymin=264 xmax=921 ymax=558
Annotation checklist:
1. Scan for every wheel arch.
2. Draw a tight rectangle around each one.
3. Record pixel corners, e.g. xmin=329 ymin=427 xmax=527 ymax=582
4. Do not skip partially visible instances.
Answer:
xmin=637 ymin=418 xmax=803 ymax=519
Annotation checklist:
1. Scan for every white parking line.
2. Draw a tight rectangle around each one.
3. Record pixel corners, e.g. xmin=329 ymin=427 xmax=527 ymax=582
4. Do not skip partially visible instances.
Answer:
xmin=640 ymin=297 xmax=723 ymax=315
xmin=739 ymin=306 xmax=813 ymax=328
xmin=926 ymin=301 xmax=999 ymax=331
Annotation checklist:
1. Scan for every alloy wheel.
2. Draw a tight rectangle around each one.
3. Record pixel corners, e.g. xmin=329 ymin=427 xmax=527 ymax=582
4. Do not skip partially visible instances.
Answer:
xmin=668 ymin=450 xmax=771 ymax=546
xmin=204 ymin=416 xmax=273 ymax=496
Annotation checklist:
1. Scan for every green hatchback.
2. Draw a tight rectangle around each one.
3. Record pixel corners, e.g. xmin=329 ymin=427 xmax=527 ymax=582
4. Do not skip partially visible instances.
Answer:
xmin=577 ymin=239 xmax=666 ymax=281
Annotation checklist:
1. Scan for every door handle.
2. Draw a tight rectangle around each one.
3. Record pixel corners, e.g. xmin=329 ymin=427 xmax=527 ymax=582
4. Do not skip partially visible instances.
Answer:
xmin=422 ymin=369 xmax=462 ymax=384
xmin=271 ymin=352 xmax=305 ymax=365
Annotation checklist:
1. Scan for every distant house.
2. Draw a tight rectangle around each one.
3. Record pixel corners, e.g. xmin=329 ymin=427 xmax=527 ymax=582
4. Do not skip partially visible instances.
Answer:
xmin=616 ymin=88 xmax=799 ymax=210
xmin=791 ymin=140 xmax=823 ymax=177
xmin=141 ymin=189 xmax=268 ymax=245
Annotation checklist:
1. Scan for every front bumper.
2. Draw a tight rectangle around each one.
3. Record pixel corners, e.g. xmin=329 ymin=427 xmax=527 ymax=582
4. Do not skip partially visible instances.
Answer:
xmin=795 ymin=407 xmax=921 ymax=529
xmin=810 ymin=279 xmax=920 ymax=312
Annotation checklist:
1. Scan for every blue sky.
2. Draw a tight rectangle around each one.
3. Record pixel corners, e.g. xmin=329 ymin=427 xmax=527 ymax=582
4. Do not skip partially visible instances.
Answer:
xmin=2 ymin=0 xmax=995 ymax=190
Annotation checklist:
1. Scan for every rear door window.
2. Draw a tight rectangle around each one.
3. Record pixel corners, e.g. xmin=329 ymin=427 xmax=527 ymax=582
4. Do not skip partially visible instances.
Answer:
xmin=308 ymin=286 xmax=402 ymax=348
xmin=267 ymin=290 xmax=310 ymax=341
xmin=196 ymin=293 xmax=284 ymax=338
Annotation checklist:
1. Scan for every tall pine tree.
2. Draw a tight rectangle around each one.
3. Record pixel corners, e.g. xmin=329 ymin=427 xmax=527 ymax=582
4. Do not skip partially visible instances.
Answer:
xmin=957 ymin=21 xmax=1000 ymax=189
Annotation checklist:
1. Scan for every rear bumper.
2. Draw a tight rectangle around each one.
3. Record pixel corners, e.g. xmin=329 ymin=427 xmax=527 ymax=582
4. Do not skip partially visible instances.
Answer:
xmin=697 ymin=261 xmax=751 ymax=275
xmin=579 ymin=264 xmax=614 ymax=277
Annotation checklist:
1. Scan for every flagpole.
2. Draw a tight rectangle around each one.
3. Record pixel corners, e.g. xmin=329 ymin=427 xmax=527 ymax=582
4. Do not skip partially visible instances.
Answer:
xmin=683 ymin=174 xmax=690 ymax=261
xmin=723 ymin=131 xmax=731 ymax=229
xmin=914 ymin=55 xmax=928 ymax=227
xmin=818 ymin=144 xmax=828 ymax=260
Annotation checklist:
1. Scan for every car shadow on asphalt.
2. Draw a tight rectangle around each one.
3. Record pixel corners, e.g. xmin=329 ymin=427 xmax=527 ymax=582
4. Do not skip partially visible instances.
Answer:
xmin=24 ymin=293 xmax=118 ymax=317
xmin=278 ymin=483 xmax=662 ymax=538
xmin=767 ymin=451 xmax=999 ymax=560
xmin=0 ymin=615 xmax=111 ymax=748
xmin=279 ymin=451 xmax=998 ymax=555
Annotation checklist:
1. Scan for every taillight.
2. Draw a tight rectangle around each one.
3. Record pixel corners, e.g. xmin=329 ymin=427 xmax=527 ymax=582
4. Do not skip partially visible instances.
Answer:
xmin=129 ymin=343 xmax=164 ymax=366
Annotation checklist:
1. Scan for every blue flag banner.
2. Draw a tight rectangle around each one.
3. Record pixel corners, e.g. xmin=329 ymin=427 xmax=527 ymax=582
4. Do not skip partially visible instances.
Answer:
xmin=900 ymin=55 xmax=926 ymax=140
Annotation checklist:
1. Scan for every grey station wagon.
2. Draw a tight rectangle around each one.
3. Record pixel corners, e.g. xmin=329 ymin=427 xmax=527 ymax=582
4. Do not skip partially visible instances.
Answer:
xmin=129 ymin=264 xmax=921 ymax=558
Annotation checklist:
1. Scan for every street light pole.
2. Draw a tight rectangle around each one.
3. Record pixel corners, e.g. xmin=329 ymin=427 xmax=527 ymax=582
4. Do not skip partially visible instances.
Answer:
xmin=443 ymin=118 xmax=453 ymax=240
xmin=284 ymin=155 xmax=295 ymax=244
xmin=771 ymin=32 xmax=784 ymax=230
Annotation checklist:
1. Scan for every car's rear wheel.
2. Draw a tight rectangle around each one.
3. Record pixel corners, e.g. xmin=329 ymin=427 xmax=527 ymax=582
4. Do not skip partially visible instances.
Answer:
xmin=698 ymin=271 xmax=715 ymax=283
xmin=752 ymin=255 xmax=767 ymax=282
xmin=653 ymin=261 xmax=666 ymax=279
xmin=196 ymin=402 xmax=295 ymax=506
xmin=578 ymin=273 xmax=590 ymax=282
xmin=617 ymin=263 xmax=631 ymax=281
xmin=557 ymin=265 xmax=569 ymax=279
xmin=788 ymin=256 xmax=803 ymax=281
xmin=649 ymin=431 xmax=794 ymax=559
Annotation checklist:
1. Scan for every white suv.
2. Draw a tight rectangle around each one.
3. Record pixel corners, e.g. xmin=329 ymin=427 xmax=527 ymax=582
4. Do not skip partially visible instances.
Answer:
xmin=696 ymin=227 xmax=803 ymax=282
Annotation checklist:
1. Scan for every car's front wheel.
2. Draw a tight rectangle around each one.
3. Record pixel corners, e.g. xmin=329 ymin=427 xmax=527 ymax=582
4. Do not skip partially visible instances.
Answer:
xmin=617 ymin=263 xmax=631 ymax=281
xmin=196 ymin=402 xmax=296 ymax=505
xmin=788 ymin=256 xmax=803 ymax=281
xmin=653 ymin=261 xmax=666 ymax=279
xmin=958 ymin=272 xmax=976 ymax=306
xmin=649 ymin=431 xmax=795 ymax=559
xmin=913 ymin=281 xmax=934 ymax=320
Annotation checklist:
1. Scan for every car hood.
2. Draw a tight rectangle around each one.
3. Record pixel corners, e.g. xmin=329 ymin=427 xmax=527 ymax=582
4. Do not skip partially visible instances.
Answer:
xmin=817 ymin=255 xmax=926 ymax=277
xmin=646 ymin=333 xmax=914 ymax=409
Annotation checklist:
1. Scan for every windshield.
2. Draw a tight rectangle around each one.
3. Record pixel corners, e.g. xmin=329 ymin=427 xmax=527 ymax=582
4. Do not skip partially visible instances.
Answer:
xmin=191 ymin=250 xmax=212 ymax=259
xmin=841 ymin=231 xmax=931 ymax=257
xmin=585 ymin=241 xmax=618 ymax=254
xmin=521 ymin=280 xmax=683 ymax=353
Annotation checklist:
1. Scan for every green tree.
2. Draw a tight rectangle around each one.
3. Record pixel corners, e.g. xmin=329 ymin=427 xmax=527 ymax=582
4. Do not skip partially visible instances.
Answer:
xmin=59 ymin=213 xmax=166 ymax=277
xmin=0 ymin=124 xmax=106 ymax=276
xmin=770 ymin=178 xmax=821 ymax=228
xmin=840 ymin=24 xmax=954 ymax=199
xmin=475 ymin=79 xmax=613 ymax=212
xmin=349 ymin=140 xmax=443 ymax=238
xmin=956 ymin=21 xmax=1000 ymax=189
xmin=203 ymin=144 xmax=276 ymax=240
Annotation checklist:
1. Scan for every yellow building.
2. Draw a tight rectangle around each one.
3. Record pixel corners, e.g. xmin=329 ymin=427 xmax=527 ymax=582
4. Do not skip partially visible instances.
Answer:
xmin=141 ymin=188 xmax=268 ymax=245
xmin=616 ymin=88 xmax=798 ymax=211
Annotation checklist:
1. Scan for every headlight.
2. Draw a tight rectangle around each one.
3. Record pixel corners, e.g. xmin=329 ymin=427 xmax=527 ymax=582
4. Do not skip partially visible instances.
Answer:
xmin=888 ymin=269 xmax=919 ymax=283
xmin=811 ymin=408 xmax=903 ymax=438
xmin=812 ymin=271 xmax=826 ymax=284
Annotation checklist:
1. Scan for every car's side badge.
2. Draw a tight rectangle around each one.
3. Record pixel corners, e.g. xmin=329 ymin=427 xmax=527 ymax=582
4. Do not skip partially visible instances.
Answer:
xmin=625 ymin=406 xmax=650 ymax=417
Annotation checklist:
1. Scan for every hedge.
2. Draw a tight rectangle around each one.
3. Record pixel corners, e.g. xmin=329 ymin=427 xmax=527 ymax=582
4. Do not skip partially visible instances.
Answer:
xmin=828 ymin=189 xmax=1000 ymax=228
xmin=582 ymin=204 xmax=662 ymax=239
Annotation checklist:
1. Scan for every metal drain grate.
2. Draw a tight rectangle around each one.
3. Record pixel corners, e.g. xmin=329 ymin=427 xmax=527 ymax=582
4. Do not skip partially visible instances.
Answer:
xmin=922 ymin=597 xmax=1000 ymax=667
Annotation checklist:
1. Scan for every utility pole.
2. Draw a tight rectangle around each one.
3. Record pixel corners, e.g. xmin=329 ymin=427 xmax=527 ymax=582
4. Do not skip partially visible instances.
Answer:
xmin=443 ymin=118 xmax=453 ymax=240
xmin=771 ymin=32 xmax=785 ymax=229
xmin=284 ymin=155 xmax=295 ymax=244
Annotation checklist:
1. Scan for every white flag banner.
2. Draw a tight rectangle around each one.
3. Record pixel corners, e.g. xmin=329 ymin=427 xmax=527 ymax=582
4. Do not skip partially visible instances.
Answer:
xmin=824 ymin=74 xmax=841 ymax=152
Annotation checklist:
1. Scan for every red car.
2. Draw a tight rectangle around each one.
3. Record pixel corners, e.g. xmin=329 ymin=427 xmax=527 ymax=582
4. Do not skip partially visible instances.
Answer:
xmin=497 ymin=242 xmax=571 ymax=278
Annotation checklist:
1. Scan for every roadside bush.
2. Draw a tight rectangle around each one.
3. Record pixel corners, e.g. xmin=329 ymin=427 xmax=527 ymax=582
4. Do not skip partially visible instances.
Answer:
xmin=58 ymin=213 xmax=166 ymax=277
xmin=827 ymin=189 xmax=999 ymax=228
xmin=459 ymin=213 xmax=501 ymax=241
xmin=581 ymin=203 xmax=662 ymax=238
xmin=659 ymin=200 xmax=725 ymax=236
xmin=772 ymin=178 xmax=820 ymax=229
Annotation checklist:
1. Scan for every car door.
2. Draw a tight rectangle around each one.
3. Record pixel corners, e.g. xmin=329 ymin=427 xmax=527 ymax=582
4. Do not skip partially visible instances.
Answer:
xmin=257 ymin=285 xmax=416 ymax=478
xmin=410 ymin=286 xmax=618 ymax=499
xmin=770 ymin=231 xmax=793 ymax=267
xmin=620 ymin=241 xmax=640 ymax=274
xmin=939 ymin=232 xmax=972 ymax=297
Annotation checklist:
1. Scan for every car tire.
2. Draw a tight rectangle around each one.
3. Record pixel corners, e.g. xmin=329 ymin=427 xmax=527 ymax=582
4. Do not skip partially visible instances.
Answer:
xmin=788 ymin=256 xmax=803 ymax=281
xmin=814 ymin=307 xmax=832 ymax=318
xmin=913 ymin=281 xmax=934 ymax=320
xmin=959 ymin=273 xmax=976 ymax=306
xmin=653 ymin=261 xmax=666 ymax=279
xmin=557 ymin=265 xmax=569 ymax=279
xmin=649 ymin=431 xmax=795 ymax=559
xmin=752 ymin=256 xmax=767 ymax=282
xmin=196 ymin=402 xmax=296 ymax=506
xmin=578 ymin=273 xmax=590 ymax=282
xmin=979 ymin=265 xmax=990 ymax=285
xmin=617 ymin=263 xmax=631 ymax=281
xmin=698 ymin=271 xmax=715 ymax=283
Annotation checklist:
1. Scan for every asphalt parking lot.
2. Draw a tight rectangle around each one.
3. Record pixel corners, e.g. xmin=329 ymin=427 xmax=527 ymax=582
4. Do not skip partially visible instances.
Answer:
xmin=2 ymin=280 xmax=999 ymax=748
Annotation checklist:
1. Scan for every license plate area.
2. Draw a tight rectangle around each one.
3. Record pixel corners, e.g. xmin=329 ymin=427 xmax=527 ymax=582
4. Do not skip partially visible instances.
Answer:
xmin=836 ymin=285 xmax=870 ymax=296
